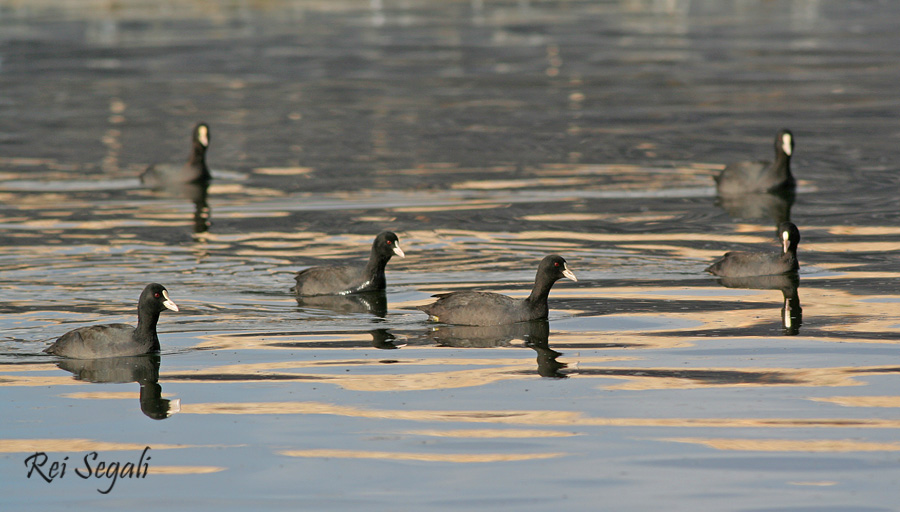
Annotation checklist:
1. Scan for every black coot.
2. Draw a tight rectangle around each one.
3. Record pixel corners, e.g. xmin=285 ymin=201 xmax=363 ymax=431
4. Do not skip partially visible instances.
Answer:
xmin=140 ymin=122 xmax=211 ymax=186
xmin=291 ymin=231 xmax=405 ymax=296
xmin=417 ymin=254 xmax=576 ymax=326
xmin=44 ymin=284 xmax=179 ymax=359
xmin=706 ymin=222 xmax=800 ymax=277
xmin=715 ymin=129 xmax=795 ymax=195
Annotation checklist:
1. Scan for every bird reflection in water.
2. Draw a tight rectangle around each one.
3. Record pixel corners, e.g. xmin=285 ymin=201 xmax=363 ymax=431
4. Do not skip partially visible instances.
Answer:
xmin=369 ymin=329 xmax=399 ymax=349
xmin=715 ymin=190 xmax=794 ymax=233
xmin=716 ymin=273 xmax=802 ymax=335
xmin=144 ymin=180 xmax=211 ymax=235
xmin=56 ymin=354 xmax=181 ymax=420
xmin=423 ymin=320 xmax=566 ymax=378
xmin=714 ymin=128 xmax=796 ymax=233
xmin=295 ymin=290 xmax=388 ymax=318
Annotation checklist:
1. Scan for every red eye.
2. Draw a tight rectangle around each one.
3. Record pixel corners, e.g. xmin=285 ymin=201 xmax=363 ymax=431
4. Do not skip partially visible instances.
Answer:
xmin=154 ymin=292 xmax=160 ymax=298
xmin=387 ymin=240 xmax=392 ymax=245
xmin=554 ymin=262 xmax=559 ymax=267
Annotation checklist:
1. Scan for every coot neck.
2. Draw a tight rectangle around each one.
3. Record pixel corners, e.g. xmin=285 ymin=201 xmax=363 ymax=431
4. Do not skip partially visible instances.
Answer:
xmin=189 ymin=142 xmax=210 ymax=180
xmin=773 ymin=150 xmax=793 ymax=186
xmin=364 ymin=248 xmax=391 ymax=277
xmin=526 ymin=272 xmax=558 ymax=311
xmin=135 ymin=306 xmax=162 ymax=347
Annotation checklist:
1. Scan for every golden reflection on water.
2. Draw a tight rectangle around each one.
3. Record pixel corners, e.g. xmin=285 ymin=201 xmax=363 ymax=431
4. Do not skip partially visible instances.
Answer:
xmin=149 ymin=466 xmax=226 ymax=475
xmin=405 ymin=429 xmax=579 ymax=438
xmin=252 ymin=167 xmax=314 ymax=176
xmin=279 ymin=449 xmax=566 ymax=463
xmin=152 ymin=361 xmax=900 ymax=393
xmin=660 ymin=437 xmax=900 ymax=452
xmin=0 ymin=375 xmax=90 ymax=387
xmin=452 ymin=177 xmax=596 ymax=190
xmin=0 ymin=439 xmax=191 ymax=453
xmin=827 ymin=226 xmax=900 ymax=236
xmin=179 ymin=400 xmax=900 ymax=430
xmin=806 ymin=241 xmax=900 ymax=253
xmin=812 ymin=396 xmax=900 ymax=408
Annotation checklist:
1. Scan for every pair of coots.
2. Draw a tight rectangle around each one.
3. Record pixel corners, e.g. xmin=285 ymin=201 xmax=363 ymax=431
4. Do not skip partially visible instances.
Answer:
xmin=48 ymin=124 xmax=210 ymax=359
xmin=289 ymin=231 xmax=577 ymax=327
xmin=709 ymin=129 xmax=803 ymax=277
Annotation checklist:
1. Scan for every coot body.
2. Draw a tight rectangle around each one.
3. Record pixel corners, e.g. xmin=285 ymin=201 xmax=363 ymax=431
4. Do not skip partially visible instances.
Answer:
xmin=292 ymin=231 xmax=404 ymax=296
xmin=715 ymin=129 xmax=794 ymax=195
xmin=140 ymin=123 xmax=211 ymax=187
xmin=44 ymin=284 xmax=179 ymax=359
xmin=417 ymin=255 xmax=576 ymax=326
xmin=706 ymin=222 xmax=800 ymax=278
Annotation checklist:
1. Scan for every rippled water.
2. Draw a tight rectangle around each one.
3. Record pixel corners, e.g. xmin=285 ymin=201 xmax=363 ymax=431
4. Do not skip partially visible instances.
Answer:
xmin=3 ymin=0 xmax=900 ymax=510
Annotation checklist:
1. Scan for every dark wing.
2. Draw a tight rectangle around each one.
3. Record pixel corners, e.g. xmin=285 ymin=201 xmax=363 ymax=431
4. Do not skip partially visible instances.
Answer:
xmin=715 ymin=160 xmax=770 ymax=194
xmin=45 ymin=323 xmax=135 ymax=359
xmin=707 ymin=250 xmax=783 ymax=278
xmin=292 ymin=264 xmax=367 ymax=296
xmin=417 ymin=291 xmax=523 ymax=326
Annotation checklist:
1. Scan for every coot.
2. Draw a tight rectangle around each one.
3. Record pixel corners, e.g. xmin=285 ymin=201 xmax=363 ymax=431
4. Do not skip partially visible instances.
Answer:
xmin=715 ymin=129 xmax=795 ymax=195
xmin=140 ymin=122 xmax=211 ymax=186
xmin=706 ymin=222 xmax=800 ymax=277
xmin=44 ymin=283 xmax=179 ymax=359
xmin=291 ymin=231 xmax=404 ymax=296
xmin=417 ymin=254 xmax=576 ymax=326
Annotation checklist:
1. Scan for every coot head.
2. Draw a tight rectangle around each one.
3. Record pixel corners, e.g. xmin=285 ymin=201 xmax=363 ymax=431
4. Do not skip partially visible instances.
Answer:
xmin=373 ymin=231 xmax=405 ymax=260
xmin=539 ymin=254 xmax=577 ymax=283
xmin=141 ymin=283 xmax=179 ymax=315
xmin=776 ymin=129 xmax=793 ymax=158
xmin=194 ymin=123 xmax=210 ymax=150
xmin=778 ymin=221 xmax=800 ymax=254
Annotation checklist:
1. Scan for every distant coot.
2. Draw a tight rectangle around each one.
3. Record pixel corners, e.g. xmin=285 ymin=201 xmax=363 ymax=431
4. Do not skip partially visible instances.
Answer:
xmin=44 ymin=283 xmax=179 ymax=359
xmin=417 ymin=254 xmax=577 ymax=326
xmin=706 ymin=222 xmax=800 ymax=277
xmin=291 ymin=231 xmax=405 ymax=296
xmin=140 ymin=122 xmax=211 ymax=187
xmin=715 ymin=129 xmax=795 ymax=195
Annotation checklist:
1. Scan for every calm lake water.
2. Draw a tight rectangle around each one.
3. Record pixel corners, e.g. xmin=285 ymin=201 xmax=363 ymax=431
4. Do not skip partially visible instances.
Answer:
xmin=3 ymin=0 xmax=900 ymax=510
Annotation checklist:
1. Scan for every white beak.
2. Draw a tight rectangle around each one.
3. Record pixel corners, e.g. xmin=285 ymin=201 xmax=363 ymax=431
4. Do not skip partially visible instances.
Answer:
xmin=782 ymin=231 xmax=790 ymax=254
xmin=162 ymin=290 xmax=179 ymax=312
xmin=198 ymin=126 xmax=209 ymax=147
xmin=782 ymin=133 xmax=792 ymax=156
xmin=392 ymin=242 xmax=405 ymax=258
xmin=562 ymin=266 xmax=577 ymax=282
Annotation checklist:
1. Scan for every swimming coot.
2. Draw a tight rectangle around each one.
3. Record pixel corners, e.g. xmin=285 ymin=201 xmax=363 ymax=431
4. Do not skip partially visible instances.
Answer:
xmin=140 ymin=122 xmax=211 ymax=187
xmin=291 ymin=231 xmax=405 ymax=296
xmin=417 ymin=254 xmax=576 ymax=326
xmin=715 ymin=129 xmax=795 ymax=195
xmin=44 ymin=283 xmax=179 ymax=359
xmin=706 ymin=222 xmax=800 ymax=277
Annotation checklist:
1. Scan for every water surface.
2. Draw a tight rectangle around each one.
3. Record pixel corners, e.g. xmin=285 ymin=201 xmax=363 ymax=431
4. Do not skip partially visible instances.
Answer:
xmin=2 ymin=1 xmax=900 ymax=510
